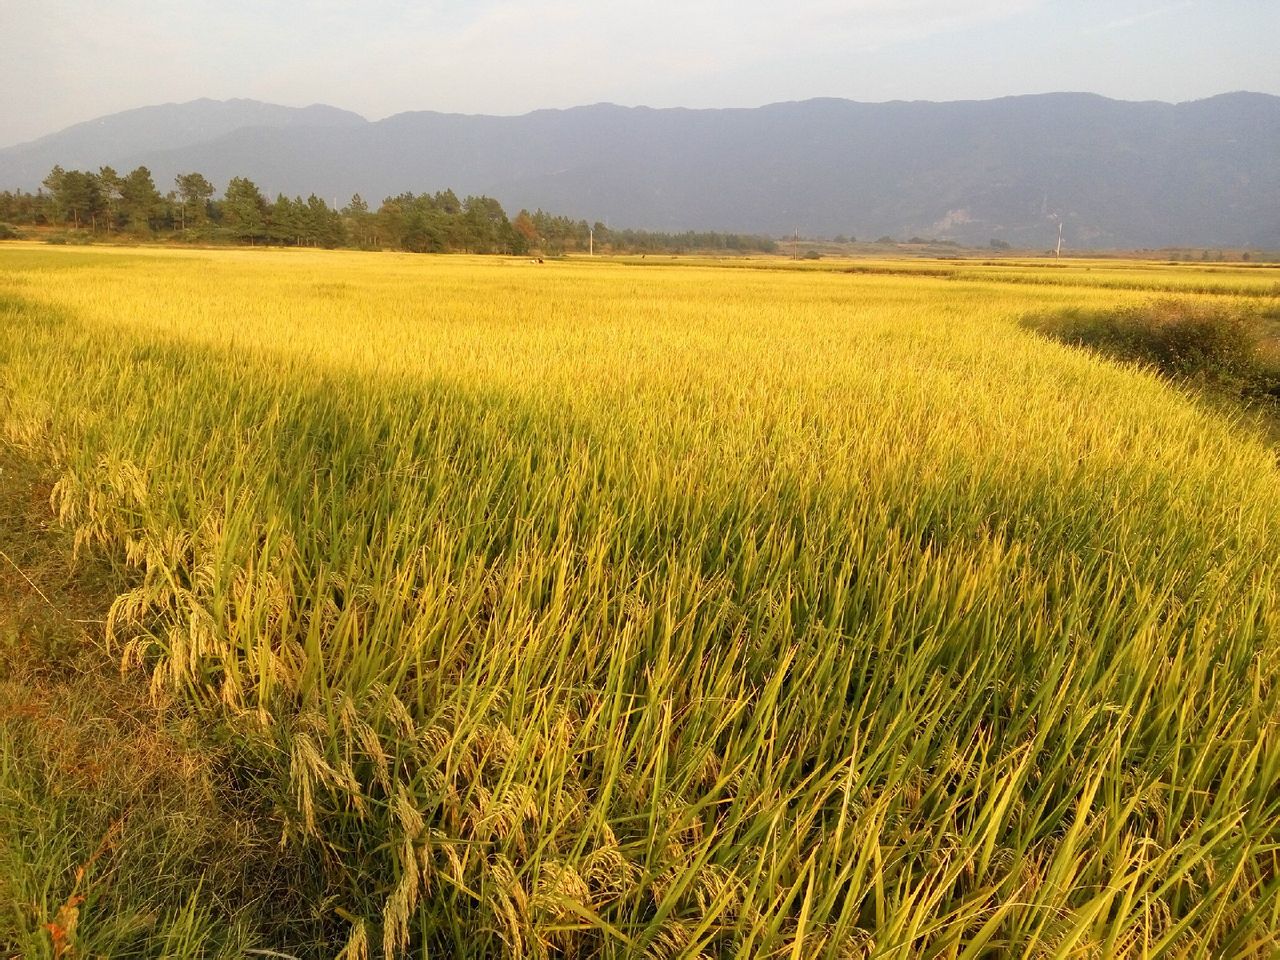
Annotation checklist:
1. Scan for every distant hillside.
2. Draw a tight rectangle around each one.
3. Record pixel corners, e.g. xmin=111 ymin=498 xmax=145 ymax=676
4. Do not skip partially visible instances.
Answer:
xmin=3 ymin=93 xmax=1278 ymax=248
xmin=0 ymin=100 xmax=365 ymax=183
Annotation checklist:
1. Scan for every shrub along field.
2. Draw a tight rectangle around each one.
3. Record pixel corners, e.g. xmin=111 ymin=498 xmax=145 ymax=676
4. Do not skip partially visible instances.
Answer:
xmin=2 ymin=244 xmax=1279 ymax=957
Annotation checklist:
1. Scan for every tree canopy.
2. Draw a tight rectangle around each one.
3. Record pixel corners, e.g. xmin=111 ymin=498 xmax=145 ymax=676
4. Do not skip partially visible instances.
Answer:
xmin=1 ymin=165 xmax=779 ymax=256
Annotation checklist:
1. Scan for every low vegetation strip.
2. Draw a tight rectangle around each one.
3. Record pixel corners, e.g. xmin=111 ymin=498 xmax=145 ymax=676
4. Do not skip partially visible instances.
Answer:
xmin=955 ymin=268 xmax=1280 ymax=299
xmin=623 ymin=254 xmax=1280 ymax=298
xmin=1024 ymin=299 xmax=1280 ymax=418
xmin=2 ymin=248 xmax=1280 ymax=956
xmin=1 ymin=166 xmax=779 ymax=256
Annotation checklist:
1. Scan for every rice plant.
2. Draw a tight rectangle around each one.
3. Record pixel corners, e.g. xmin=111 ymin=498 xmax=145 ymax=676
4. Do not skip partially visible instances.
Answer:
xmin=2 ymin=245 xmax=1279 ymax=957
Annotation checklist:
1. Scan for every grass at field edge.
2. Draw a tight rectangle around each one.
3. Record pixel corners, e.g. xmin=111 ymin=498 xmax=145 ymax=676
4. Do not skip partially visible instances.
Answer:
xmin=0 ymin=442 xmax=327 ymax=959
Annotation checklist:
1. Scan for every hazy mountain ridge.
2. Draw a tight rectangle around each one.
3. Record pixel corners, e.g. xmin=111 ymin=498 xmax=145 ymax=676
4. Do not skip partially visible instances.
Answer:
xmin=0 ymin=100 xmax=365 ymax=179
xmin=3 ymin=94 xmax=1278 ymax=248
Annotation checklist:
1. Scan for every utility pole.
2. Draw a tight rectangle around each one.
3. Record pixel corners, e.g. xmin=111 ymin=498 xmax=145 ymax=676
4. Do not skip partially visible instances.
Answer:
xmin=793 ymin=227 xmax=799 ymax=261
xmin=1056 ymin=220 xmax=1063 ymax=259
xmin=588 ymin=223 xmax=594 ymax=257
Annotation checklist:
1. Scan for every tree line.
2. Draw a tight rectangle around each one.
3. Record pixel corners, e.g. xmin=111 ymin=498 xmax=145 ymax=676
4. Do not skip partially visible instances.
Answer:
xmin=0 ymin=165 xmax=777 ymax=255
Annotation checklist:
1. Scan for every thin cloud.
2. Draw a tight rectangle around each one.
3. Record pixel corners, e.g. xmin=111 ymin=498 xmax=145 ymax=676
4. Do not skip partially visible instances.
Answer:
xmin=1090 ymin=0 xmax=1195 ymax=33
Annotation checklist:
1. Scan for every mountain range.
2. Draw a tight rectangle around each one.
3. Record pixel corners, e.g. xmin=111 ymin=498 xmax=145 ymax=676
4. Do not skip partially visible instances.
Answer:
xmin=2 ymin=93 xmax=1278 ymax=248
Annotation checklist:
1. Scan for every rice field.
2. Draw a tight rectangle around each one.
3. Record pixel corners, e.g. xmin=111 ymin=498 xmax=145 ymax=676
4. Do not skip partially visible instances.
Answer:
xmin=2 ymin=244 xmax=1280 ymax=957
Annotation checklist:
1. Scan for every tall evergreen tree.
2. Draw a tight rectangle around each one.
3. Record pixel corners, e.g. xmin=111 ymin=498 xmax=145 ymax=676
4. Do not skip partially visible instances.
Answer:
xmin=119 ymin=166 xmax=162 ymax=232
xmin=175 ymin=172 xmax=215 ymax=230
xmin=98 ymin=166 xmax=122 ymax=231
xmin=223 ymin=176 xmax=268 ymax=244
xmin=343 ymin=194 xmax=376 ymax=248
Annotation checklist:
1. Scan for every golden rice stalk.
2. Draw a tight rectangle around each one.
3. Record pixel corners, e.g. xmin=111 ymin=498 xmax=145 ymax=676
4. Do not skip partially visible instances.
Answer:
xmin=334 ymin=917 xmax=369 ymax=960
xmin=381 ymin=838 xmax=421 ymax=959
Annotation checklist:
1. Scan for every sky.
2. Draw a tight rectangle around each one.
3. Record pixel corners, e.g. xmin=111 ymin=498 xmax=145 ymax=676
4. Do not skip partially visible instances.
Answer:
xmin=1 ymin=0 xmax=1277 ymax=147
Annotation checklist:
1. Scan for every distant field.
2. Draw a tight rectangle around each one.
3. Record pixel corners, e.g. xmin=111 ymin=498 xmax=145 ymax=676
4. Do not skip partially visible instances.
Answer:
xmin=612 ymin=253 xmax=1280 ymax=297
xmin=2 ymin=245 xmax=1279 ymax=957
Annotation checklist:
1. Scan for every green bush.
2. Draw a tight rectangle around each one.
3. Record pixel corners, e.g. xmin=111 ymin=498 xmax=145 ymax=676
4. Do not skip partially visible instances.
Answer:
xmin=1025 ymin=299 xmax=1264 ymax=382
xmin=1246 ymin=335 xmax=1280 ymax=401
xmin=0 ymin=222 xmax=19 ymax=240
